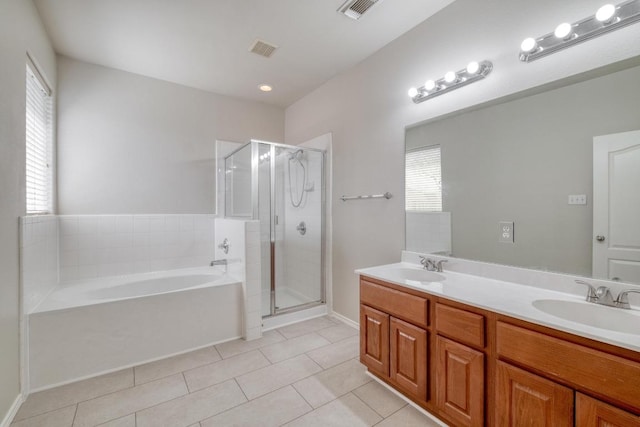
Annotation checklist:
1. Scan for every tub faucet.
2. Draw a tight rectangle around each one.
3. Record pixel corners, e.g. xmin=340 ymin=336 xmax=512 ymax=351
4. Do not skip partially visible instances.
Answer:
xmin=210 ymin=259 xmax=228 ymax=272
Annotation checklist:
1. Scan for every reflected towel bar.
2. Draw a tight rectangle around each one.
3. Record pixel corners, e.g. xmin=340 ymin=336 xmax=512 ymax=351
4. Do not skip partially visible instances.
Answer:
xmin=340 ymin=192 xmax=392 ymax=202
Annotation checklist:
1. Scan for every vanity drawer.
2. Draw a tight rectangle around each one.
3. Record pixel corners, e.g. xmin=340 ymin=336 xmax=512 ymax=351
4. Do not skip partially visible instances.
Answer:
xmin=435 ymin=303 xmax=485 ymax=348
xmin=360 ymin=279 xmax=428 ymax=328
xmin=497 ymin=321 xmax=640 ymax=411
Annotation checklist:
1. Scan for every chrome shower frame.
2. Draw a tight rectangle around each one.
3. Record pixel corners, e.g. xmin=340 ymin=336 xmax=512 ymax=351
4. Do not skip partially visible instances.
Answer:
xmin=224 ymin=139 xmax=326 ymax=318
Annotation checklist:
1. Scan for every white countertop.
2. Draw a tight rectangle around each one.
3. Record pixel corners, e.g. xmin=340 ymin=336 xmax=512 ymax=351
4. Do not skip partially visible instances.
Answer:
xmin=356 ymin=262 xmax=640 ymax=352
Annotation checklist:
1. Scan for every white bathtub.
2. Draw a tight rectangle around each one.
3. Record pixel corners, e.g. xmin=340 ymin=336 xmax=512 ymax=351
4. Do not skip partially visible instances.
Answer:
xmin=28 ymin=267 xmax=243 ymax=391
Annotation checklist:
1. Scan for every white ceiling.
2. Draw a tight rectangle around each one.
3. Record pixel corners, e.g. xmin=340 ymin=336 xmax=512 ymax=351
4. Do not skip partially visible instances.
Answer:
xmin=34 ymin=0 xmax=455 ymax=107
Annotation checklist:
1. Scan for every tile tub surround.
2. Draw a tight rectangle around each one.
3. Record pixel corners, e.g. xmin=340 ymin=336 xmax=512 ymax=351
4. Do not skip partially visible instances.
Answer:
xmin=58 ymin=215 xmax=216 ymax=282
xmin=214 ymin=218 xmax=262 ymax=341
xmin=10 ymin=317 xmax=442 ymax=427
xmin=20 ymin=216 xmax=59 ymax=314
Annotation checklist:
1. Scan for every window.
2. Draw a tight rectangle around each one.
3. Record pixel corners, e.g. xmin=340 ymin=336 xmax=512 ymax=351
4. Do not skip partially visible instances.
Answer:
xmin=405 ymin=145 xmax=442 ymax=211
xmin=25 ymin=61 xmax=53 ymax=214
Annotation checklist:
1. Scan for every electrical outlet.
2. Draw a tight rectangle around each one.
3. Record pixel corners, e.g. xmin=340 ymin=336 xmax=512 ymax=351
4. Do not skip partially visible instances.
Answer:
xmin=499 ymin=221 xmax=514 ymax=243
xmin=568 ymin=194 xmax=587 ymax=205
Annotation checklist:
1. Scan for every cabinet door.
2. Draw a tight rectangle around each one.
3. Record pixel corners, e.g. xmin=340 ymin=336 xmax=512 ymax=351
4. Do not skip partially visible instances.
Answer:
xmin=436 ymin=336 xmax=484 ymax=427
xmin=360 ymin=304 xmax=389 ymax=376
xmin=496 ymin=361 xmax=573 ymax=427
xmin=576 ymin=393 xmax=640 ymax=426
xmin=390 ymin=317 xmax=427 ymax=401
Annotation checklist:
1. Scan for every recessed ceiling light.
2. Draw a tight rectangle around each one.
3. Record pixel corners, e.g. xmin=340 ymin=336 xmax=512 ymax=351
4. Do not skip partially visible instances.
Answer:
xmin=259 ymin=84 xmax=273 ymax=92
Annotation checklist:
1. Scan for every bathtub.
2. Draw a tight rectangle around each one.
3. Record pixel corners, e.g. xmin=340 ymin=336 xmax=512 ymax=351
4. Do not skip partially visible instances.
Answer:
xmin=28 ymin=267 xmax=243 ymax=391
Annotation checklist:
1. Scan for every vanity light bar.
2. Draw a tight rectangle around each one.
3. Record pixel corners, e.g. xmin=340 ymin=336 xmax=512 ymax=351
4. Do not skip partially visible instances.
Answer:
xmin=519 ymin=0 xmax=640 ymax=62
xmin=408 ymin=60 xmax=493 ymax=104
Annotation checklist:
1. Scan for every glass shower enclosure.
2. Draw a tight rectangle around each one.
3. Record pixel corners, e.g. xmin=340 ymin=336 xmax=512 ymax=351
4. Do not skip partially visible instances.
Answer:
xmin=224 ymin=140 xmax=325 ymax=317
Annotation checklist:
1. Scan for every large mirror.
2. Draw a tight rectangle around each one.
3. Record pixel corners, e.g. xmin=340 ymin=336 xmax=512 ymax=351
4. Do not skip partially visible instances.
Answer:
xmin=405 ymin=59 xmax=640 ymax=285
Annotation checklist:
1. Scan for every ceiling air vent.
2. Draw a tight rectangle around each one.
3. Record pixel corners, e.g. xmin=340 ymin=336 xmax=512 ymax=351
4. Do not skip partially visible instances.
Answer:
xmin=249 ymin=39 xmax=278 ymax=58
xmin=338 ymin=0 xmax=382 ymax=20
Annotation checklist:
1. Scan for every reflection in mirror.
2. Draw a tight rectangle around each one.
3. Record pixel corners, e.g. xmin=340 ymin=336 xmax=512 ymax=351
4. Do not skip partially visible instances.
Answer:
xmin=405 ymin=61 xmax=640 ymax=285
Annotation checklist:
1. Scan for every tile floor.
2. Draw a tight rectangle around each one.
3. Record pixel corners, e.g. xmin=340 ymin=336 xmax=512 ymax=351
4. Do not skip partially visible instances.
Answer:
xmin=12 ymin=316 xmax=442 ymax=427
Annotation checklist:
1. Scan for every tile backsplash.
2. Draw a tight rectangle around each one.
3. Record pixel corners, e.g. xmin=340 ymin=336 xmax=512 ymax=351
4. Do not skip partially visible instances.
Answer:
xmin=58 ymin=214 xmax=216 ymax=282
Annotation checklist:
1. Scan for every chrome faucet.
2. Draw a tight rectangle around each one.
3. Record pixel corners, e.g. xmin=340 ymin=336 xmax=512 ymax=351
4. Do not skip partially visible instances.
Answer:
xmin=419 ymin=256 xmax=447 ymax=272
xmin=575 ymin=280 xmax=615 ymax=307
xmin=575 ymin=280 xmax=640 ymax=309
xmin=210 ymin=259 xmax=228 ymax=272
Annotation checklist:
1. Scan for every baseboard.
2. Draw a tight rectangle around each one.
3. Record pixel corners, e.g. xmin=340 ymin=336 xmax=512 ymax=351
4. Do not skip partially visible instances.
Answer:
xmin=1 ymin=394 xmax=23 ymax=427
xmin=365 ymin=372 xmax=448 ymax=427
xmin=330 ymin=311 xmax=359 ymax=329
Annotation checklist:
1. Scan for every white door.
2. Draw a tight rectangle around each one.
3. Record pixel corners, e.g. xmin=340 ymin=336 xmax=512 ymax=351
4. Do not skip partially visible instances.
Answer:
xmin=593 ymin=130 xmax=640 ymax=283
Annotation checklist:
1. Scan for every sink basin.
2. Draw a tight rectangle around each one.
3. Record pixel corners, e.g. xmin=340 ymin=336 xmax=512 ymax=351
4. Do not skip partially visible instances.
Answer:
xmin=532 ymin=299 xmax=640 ymax=335
xmin=392 ymin=268 xmax=445 ymax=283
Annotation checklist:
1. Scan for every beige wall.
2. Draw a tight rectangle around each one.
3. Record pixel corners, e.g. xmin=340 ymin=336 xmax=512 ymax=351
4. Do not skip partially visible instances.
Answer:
xmin=284 ymin=0 xmax=640 ymax=322
xmin=0 ymin=0 xmax=56 ymax=419
xmin=57 ymin=57 xmax=285 ymax=214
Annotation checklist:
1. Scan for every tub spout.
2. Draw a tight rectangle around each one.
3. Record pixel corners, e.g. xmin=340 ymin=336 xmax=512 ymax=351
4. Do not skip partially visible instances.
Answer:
xmin=210 ymin=259 xmax=228 ymax=272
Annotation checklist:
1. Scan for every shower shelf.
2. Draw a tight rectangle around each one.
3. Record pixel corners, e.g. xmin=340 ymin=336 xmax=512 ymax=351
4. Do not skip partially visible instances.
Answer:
xmin=340 ymin=192 xmax=392 ymax=202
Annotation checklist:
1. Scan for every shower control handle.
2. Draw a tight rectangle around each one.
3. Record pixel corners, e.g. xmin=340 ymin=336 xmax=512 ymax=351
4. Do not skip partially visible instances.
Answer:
xmin=296 ymin=222 xmax=307 ymax=236
xmin=218 ymin=238 xmax=230 ymax=254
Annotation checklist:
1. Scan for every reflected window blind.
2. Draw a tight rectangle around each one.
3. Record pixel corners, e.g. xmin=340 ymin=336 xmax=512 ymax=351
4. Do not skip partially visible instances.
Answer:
xmin=405 ymin=145 xmax=442 ymax=211
xmin=26 ymin=63 xmax=53 ymax=214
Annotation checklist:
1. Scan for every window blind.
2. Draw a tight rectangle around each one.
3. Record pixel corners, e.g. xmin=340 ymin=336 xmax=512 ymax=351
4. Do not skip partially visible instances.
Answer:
xmin=405 ymin=145 xmax=442 ymax=211
xmin=26 ymin=63 xmax=53 ymax=214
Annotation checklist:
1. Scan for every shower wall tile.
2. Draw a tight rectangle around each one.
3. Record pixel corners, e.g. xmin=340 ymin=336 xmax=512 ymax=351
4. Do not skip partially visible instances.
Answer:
xmin=59 ymin=215 xmax=215 ymax=282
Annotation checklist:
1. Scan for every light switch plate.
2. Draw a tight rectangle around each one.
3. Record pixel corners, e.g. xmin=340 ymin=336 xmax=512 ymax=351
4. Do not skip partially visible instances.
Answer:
xmin=499 ymin=221 xmax=514 ymax=243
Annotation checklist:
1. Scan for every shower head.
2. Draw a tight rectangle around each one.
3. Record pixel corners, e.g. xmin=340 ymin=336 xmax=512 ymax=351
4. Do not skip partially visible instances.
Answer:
xmin=288 ymin=149 xmax=304 ymax=160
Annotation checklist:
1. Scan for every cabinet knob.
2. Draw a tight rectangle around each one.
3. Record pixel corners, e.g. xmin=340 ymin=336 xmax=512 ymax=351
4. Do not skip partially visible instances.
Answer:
xmin=596 ymin=235 xmax=606 ymax=242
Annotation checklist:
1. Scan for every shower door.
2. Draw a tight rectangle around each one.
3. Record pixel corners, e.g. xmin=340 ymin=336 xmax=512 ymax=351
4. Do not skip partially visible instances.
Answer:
xmin=254 ymin=141 xmax=325 ymax=317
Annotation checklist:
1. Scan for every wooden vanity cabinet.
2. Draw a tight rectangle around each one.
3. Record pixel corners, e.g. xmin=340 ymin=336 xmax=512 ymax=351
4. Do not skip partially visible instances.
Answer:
xmin=576 ymin=393 xmax=640 ymax=426
xmin=390 ymin=317 xmax=427 ymax=400
xmin=433 ymin=302 xmax=487 ymax=427
xmin=435 ymin=336 xmax=484 ymax=427
xmin=360 ymin=304 xmax=389 ymax=377
xmin=496 ymin=360 xmax=574 ymax=426
xmin=359 ymin=278 xmax=429 ymax=402
xmin=358 ymin=275 xmax=640 ymax=427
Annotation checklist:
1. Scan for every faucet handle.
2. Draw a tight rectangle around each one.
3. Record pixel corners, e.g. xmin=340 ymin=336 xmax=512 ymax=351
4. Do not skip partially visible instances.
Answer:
xmin=436 ymin=259 xmax=448 ymax=272
xmin=575 ymin=280 xmax=598 ymax=303
xmin=419 ymin=256 xmax=428 ymax=268
xmin=615 ymin=289 xmax=640 ymax=309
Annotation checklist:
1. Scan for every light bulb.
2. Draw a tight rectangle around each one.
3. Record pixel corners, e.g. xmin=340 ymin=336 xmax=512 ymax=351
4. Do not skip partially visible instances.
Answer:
xmin=444 ymin=71 xmax=457 ymax=83
xmin=424 ymin=80 xmax=436 ymax=91
xmin=520 ymin=37 xmax=538 ymax=53
xmin=554 ymin=22 xmax=573 ymax=39
xmin=596 ymin=4 xmax=616 ymax=22
xmin=259 ymin=84 xmax=272 ymax=92
xmin=408 ymin=87 xmax=418 ymax=98
xmin=466 ymin=61 xmax=480 ymax=75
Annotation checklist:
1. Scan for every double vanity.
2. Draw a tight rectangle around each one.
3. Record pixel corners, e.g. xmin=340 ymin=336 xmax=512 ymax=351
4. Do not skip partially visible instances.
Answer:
xmin=356 ymin=255 xmax=640 ymax=426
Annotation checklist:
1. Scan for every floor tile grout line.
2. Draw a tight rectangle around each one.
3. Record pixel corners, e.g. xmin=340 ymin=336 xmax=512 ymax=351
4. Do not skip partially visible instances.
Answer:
xmin=134 ymin=349 xmax=222 ymax=386
xmin=196 ymin=383 xmax=305 ymax=426
xmin=11 ymin=402 xmax=78 ymax=424
xmin=371 ymin=402 xmax=410 ymax=426
xmin=184 ymin=352 xmax=276 ymax=393
xmin=350 ymin=385 xmax=391 ymax=420
xmin=71 ymin=403 xmax=78 ymax=427
xmin=16 ymin=368 xmax=136 ymax=422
